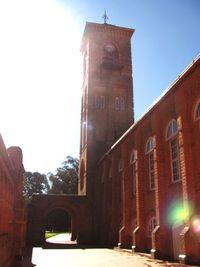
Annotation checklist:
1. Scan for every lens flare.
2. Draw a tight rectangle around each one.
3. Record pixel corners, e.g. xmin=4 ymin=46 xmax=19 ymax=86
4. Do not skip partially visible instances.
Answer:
xmin=167 ymin=200 xmax=192 ymax=226
xmin=191 ymin=216 xmax=200 ymax=233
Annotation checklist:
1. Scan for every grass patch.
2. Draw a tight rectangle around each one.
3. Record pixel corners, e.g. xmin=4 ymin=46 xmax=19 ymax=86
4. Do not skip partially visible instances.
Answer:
xmin=45 ymin=231 xmax=71 ymax=240
xmin=45 ymin=231 xmax=62 ymax=239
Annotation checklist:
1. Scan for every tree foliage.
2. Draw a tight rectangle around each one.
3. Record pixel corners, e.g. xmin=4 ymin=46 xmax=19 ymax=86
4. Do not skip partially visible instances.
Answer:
xmin=23 ymin=171 xmax=50 ymax=200
xmin=48 ymin=156 xmax=79 ymax=195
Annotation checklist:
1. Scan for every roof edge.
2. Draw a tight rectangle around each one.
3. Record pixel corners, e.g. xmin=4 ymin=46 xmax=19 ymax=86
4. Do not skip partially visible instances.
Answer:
xmin=80 ymin=21 xmax=135 ymax=52
xmin=98 ymin=53 xmax=200 ymax=164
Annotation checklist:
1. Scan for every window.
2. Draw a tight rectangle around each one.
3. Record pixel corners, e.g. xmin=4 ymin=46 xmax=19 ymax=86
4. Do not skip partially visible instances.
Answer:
xmin=146 ymin=137 xmax=155 ymax=190
xmin=147 ymin=217 xmax=156 ymax=237
xmin=115 ymin=97 xmax=125 ymax=111
xmin=130 ymin=150 xmax=137 ymax=196
xmin=166 ymin=120 xmax=181 ymax=182
xmin=95 ymin=96 xmax=105 ymax=109
xmin=130 ymin=149 xmax=137 ymax=164
xmin=170 ymin=138 xmax=181 ymax=182
xmin=146 ymin=137 xmax=154 ymax=153
xmin=166 ymin=119 xmax=178 ymax=139
xmin=102 ymin=43 xmax=119 ymax=65
xmin=149 ymin=153 xmax=155 ymax=190
xmin=195 ymin=102 xmax=200 ymax=120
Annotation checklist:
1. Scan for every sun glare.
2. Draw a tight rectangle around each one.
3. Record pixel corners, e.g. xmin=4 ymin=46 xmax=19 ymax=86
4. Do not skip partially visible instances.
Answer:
xmin=167 ymin=199 xmax=193 ymax=226
xmin=0 ymin=0 xmax=82 ymax=173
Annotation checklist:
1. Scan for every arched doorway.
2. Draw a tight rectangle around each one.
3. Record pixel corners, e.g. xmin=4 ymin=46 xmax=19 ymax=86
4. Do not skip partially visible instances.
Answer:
xmin=45 ymin=208 xmax=76 ymax=244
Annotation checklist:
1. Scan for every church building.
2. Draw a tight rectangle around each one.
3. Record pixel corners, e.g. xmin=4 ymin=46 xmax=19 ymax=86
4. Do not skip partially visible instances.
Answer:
xmin=1 ymin=19 xmax=200 ymax=266
xmin=78 ymin=21 xmax=200 ymax=264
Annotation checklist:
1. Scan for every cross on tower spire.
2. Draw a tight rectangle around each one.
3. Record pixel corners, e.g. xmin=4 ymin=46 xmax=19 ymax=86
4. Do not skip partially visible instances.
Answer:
xmin=102 ymin=10 xmax=109 ymax=24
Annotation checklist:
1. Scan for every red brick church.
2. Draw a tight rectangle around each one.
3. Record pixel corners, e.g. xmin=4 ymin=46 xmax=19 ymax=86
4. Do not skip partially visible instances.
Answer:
xmin=78 ymin=21 xmax=200 ymax=264
xmin=1 ymin=21 xmax=200 ymax=266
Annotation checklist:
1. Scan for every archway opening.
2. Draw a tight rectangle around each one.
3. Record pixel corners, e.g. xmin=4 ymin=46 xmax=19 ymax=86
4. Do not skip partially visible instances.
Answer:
xmin=45 ymin=208 xmax=76 ymax=244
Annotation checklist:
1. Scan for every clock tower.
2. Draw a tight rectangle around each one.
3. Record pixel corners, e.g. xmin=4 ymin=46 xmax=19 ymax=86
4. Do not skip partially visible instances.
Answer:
xmin=79 ymin=22 xmax=135 ymax=197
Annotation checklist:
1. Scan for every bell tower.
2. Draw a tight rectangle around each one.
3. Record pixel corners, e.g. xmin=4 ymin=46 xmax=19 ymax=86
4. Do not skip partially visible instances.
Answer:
xmin=78 ymin=21 xmax=135 ymax=196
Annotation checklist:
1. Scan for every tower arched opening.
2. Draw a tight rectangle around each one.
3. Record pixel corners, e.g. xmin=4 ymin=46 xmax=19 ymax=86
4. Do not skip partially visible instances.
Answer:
xmin=45 ymin=208 xmax=76 ymax=244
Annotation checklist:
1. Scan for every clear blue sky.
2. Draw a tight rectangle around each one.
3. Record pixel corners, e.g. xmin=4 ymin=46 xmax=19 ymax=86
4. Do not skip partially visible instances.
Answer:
xmin=0 ymin=0 xmax=199 ymax=174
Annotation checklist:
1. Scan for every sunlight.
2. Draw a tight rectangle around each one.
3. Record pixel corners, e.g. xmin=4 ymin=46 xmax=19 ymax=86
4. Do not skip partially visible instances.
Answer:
xmin=167 ymin=199 xmax=193 ymax=226
xmin=0 ymin=0 xmax=82 ymax=173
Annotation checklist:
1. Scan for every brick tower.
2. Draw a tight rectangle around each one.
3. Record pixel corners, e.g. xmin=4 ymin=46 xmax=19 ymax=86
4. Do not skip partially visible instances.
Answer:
xmin=78 ymin=21 xmax=135 ymax=197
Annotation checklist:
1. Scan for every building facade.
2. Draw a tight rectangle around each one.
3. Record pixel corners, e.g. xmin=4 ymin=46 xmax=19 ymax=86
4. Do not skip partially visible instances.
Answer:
xmin=79 ymin=21 xmax=200 ymax=264
xmin=0 ymin=134 xmax=26 ymax=267
xmin=94 ymin=54 xmax=200 ymax=263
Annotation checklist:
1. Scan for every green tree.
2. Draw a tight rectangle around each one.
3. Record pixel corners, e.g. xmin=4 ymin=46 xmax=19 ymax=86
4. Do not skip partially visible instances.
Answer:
xmin=48 ymin=156 xmax=79 ymax=194
xmin=23 ymin=171 xmax=50 ymax=200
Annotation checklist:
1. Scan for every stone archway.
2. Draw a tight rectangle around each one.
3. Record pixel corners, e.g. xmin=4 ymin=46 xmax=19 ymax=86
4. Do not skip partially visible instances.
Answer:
xmin=43 ymin=202 xmax=78 ymax=243
xmin=45 ymin=208 xmax=73 ymax=243
xmin=26 ymin=194 xmax=92 ymax=246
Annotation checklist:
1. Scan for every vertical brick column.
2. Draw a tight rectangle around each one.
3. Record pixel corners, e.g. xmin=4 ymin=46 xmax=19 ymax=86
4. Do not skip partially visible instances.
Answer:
xmin=132 ymin=135 xmax=146 ymax=252
xmin=177 ymin=116 xmax=200 ymax=264
xmin=119 ymin=143 xmax=132 ymax=248
xmin=109 ymin=154 xmax=120 ymax=246
xmin=150 ymin=129 xmax=170 ymax=259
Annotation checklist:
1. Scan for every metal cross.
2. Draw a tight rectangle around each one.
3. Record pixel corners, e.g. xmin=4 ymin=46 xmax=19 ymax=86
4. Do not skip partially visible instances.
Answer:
xmin=102 ymin=10 xmax=109 ymax=24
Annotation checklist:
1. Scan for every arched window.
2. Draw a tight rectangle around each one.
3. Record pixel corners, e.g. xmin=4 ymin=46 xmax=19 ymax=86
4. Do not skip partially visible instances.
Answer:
xmin=166 ymin=119 xmax=178 ymax=139
xmin=195 ymin=101 xmax=200 ymax=120
xmin=130 ymin=150 xmax=137 ymax=196
xmin=147 ymin=216 xmax=156 ymax=237
xmin=146 ymin=137 xmax=155 ymax=190
xmin=130 ymin=149 xmax=137 ymax=164
xmin=166 ymin=120 xmax=181 ymax=182
xmin=103 ymin=43 xmax=119 ymax=65
xmin=146 ymin=137 xmax=154 ymax=153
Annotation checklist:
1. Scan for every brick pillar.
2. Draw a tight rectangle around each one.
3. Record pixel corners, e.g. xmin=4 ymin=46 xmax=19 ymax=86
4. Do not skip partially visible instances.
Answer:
xmin=177 ymin=116 xmax=200 ymax=265
xmin=118 ymin=144 xmax=132 ymax=248
xmin=132 ymin=137 xmax=146 ymax=252
xmin=150 ymin=119 xmax=173 ymax=260
xmin=109 ymin=154 xmax=119 ymax=246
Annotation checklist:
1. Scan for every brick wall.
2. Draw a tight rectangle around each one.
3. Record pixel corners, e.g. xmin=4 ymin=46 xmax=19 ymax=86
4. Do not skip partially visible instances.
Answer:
xmin=95 ymin=55 xmax=200 ymax=264
xmin=0 ymin=135 xmax=26 ymax=267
